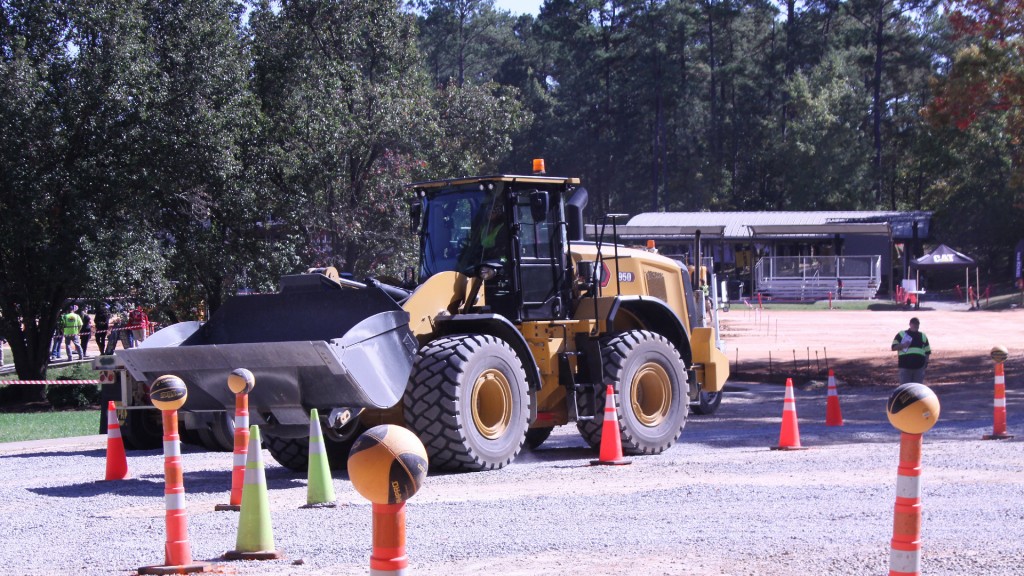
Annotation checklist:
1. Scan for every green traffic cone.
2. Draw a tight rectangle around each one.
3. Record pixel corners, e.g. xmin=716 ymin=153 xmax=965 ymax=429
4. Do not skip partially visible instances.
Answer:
xmin=224 ymin=426 xmax=282 ymax=560
xmin=306 ymin=409 xmax=336 ymax=507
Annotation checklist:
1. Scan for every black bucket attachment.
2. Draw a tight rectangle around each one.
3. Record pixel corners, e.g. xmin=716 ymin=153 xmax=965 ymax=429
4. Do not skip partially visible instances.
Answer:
xmin=117 ymin=277 xmax=417 ymax=428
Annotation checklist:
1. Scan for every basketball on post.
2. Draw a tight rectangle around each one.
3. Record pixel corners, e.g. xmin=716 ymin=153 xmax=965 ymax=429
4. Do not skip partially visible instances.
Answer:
xmin=990 ymin=345 xmax=1009 ymax=364
xmin=347 ymin=425 xmax=428 ymax=505
xmin=150 ymin=375 xmax=188 ymax=411
xmin=886 ymin=383 xmax=940 ymax=434
xmin=227 ymin=368 xmax=256 ymax=394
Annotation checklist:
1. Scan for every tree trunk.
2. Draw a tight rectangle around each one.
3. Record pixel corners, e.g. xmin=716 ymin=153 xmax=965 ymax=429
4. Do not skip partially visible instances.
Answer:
xmin=651 ymin=52 xmax=664 ymax=212
xmin=1 ymin=315 xmax=56 ymax=400
xmin=872 ymin=3 xmax=885 ymax=206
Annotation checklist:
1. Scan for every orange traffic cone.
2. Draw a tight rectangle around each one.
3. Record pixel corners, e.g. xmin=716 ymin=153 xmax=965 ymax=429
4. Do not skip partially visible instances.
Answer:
xmin=104 ymin=401 xmax=129 ymax=480
xmin=825 ymin=370 xmax=844 ymax=427
xmin=771 ymin=378 xmax=807 ymax=450
xmin=591 ymin=384 xmax=632 ymax=466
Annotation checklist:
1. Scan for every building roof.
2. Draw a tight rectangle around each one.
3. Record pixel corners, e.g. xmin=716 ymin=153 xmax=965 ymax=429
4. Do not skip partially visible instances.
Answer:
xmin=624 ymin=211 xmax=931 ymax=240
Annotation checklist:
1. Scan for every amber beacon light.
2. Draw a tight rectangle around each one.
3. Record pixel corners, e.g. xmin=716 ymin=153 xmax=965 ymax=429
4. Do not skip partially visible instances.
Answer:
xmin=532 ymin=158 xmax=546 ymax=174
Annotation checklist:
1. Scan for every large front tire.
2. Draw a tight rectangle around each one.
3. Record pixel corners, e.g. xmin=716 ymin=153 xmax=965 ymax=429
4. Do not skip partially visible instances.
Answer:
xmin=577 ymin=330 xmax=688 ymax=454
xmin=404 ymin=335 xmax=530 ymax=472
xmin=120 ymin=409 xmax=163 ymax=450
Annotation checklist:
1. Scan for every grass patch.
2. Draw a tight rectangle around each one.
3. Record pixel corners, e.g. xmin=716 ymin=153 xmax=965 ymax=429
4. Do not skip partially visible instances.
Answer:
xmin=0 ymin=410 xmax=98 ymax=443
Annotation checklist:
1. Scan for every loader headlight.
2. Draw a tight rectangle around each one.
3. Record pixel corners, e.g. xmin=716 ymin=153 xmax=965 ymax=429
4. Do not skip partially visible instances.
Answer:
xmin=478 ymin=265 xmax=498 ymax=281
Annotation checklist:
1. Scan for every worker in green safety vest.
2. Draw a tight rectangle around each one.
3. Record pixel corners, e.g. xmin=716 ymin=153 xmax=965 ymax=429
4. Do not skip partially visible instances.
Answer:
xmin=891 ymin=317 xmax=931 ymax=384
xmin=460 ymin=199 xmax=507 ymax=269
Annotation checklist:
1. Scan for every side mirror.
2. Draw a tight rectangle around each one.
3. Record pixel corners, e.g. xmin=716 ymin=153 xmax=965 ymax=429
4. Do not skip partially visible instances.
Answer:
xmin=409 ymin=202 xmax=422 ymax=233
xmin=529 ymin=190 xmax=549 ymax=222
xmin=576 ymin=260 xmax=605 ymax=285
xmin=566 ymin=187 xmax=588 ymax=241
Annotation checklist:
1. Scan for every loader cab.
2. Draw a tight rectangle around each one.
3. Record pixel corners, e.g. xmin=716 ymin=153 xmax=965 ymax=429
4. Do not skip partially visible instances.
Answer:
xmin=412 ymin=175 xmax=576 ymax=323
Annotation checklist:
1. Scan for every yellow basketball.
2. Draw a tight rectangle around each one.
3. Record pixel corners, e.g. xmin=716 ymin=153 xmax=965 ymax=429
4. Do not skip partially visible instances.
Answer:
xmin=227 ymin=368 xmax=256 ymax=394
xmin=886 ymin=383 xmax=940 ymax=434
xmin=150 ymin=375 xmax=188 ymax=411
xmin=347 ymin=425 xmax=428 ymax=505
xmin=990 ymin=346 xmax=1009 ymax=364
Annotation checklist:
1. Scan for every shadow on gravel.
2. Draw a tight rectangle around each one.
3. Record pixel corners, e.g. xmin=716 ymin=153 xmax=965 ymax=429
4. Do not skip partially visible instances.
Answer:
xmin=30 ymin=477 xmax=169 ymax=498
xmin=520 ymin=446 xmax=598 ymax=464
xmin=27 ymin=466 xmax=305 ymax=498
xmin=0 ymin=448 xmax=106 ymax=460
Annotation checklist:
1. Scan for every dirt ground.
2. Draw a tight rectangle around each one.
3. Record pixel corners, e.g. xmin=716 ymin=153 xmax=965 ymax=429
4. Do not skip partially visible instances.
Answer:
xmin=720 ymin=302 xmax=1023 ymax=389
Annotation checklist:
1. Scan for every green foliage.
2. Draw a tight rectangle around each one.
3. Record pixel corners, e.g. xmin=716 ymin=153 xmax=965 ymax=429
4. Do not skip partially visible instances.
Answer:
xmin=44 ymin=384 xmax=100 ymax=410
xmin=416 ymin=0 xmax=523 ymax=87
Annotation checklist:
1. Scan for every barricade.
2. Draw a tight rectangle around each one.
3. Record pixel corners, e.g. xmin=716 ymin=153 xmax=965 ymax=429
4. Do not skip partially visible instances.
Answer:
xmin=3 ymin=379 xmax=101 ymax=385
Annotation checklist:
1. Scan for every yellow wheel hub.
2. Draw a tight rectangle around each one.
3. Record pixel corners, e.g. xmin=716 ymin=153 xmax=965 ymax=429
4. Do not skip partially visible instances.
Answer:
xmin=631 ymin=363 xmax=672 ymax=427
xmin=471 ymin=368 xmax=513 ymax=439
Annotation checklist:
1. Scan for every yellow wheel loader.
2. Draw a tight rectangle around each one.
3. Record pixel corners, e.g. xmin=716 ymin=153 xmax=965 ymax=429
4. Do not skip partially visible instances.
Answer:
xmin=109 ymin=170 xmax=729 ymax=471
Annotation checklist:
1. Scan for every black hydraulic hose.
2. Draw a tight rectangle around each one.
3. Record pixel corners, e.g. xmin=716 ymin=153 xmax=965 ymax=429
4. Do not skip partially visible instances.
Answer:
xmin=363 ymin=277 xmax=412 ymax=303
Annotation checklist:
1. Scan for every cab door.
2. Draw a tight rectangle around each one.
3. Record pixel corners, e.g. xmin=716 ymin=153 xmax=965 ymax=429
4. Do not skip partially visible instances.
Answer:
xmin=513 ymin=189 xmax=566 ymax=321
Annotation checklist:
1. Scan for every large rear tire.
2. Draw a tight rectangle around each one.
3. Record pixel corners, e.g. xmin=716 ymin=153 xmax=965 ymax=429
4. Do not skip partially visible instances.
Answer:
xmin=577 ymin=330 xmax=687 ymax=454
xmin=691 ymin=390 xmax=723 ymax=415
xmin=196 ymin=412 xmax=235 ymax=452
xmin=404 ymin=334 xmax=530 ymax=472
xmin=263 ymin=424 xmax=362 ymax=473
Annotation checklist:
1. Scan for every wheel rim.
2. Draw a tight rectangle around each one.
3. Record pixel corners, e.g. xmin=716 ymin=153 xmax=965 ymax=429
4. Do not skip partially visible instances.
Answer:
xmin=631 ymin=362 xmax=672 ymax=427
xmin=471 ymin=368 xmax=513 ymax=439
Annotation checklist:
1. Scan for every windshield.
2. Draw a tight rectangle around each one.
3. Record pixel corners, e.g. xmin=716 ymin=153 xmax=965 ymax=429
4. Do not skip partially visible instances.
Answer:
xmin=419 ymin=187 xmax=503 ymax=279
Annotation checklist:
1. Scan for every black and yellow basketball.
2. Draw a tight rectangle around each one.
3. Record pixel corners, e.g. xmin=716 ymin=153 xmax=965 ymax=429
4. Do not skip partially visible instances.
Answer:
xmin=886 ymin=383 xmax=940 ymax=434
xmin=990 ymin=346 xmax=1009 ymax=364
xmin=150 ymin=375 xmax=188 ymax=411
xmin=227 ymin=368 xmax=256 ymax=395
xmin=347 ymin=425 xmax=428 ymax=505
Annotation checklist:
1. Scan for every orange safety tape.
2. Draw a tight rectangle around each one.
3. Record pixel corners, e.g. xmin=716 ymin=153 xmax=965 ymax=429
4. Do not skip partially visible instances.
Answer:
xmin=3 ymin=379 xmax=102 ymax=385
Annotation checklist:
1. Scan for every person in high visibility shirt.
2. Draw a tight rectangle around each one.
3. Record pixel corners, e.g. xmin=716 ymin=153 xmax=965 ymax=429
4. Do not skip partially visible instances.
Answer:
xmin=460 ymin=199 xmax=507 ymax=268
xmin=891 ymin=317 xmax=931 ymax=384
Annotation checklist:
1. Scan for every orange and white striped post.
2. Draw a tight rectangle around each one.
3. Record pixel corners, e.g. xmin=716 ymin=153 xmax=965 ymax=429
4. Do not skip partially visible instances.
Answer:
xmin=139 ymin=375 xmax=211 ymax=575
xmin=889 ymin=432 xmax=923 ymax=576
xmin=370 ymin=503 xmax=408 ymax=576
xmin=217 ymin=369 xmax=255 ymax=511
xmin=885 ymin=382 xmax=940 ymax=576
xmin=983 ymin=360 xmax=1013 ymax=440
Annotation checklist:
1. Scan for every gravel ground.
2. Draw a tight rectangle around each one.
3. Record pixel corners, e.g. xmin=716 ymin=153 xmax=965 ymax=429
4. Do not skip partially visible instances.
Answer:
xmin=1 ymin=377 xmax=1021 ymax=576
